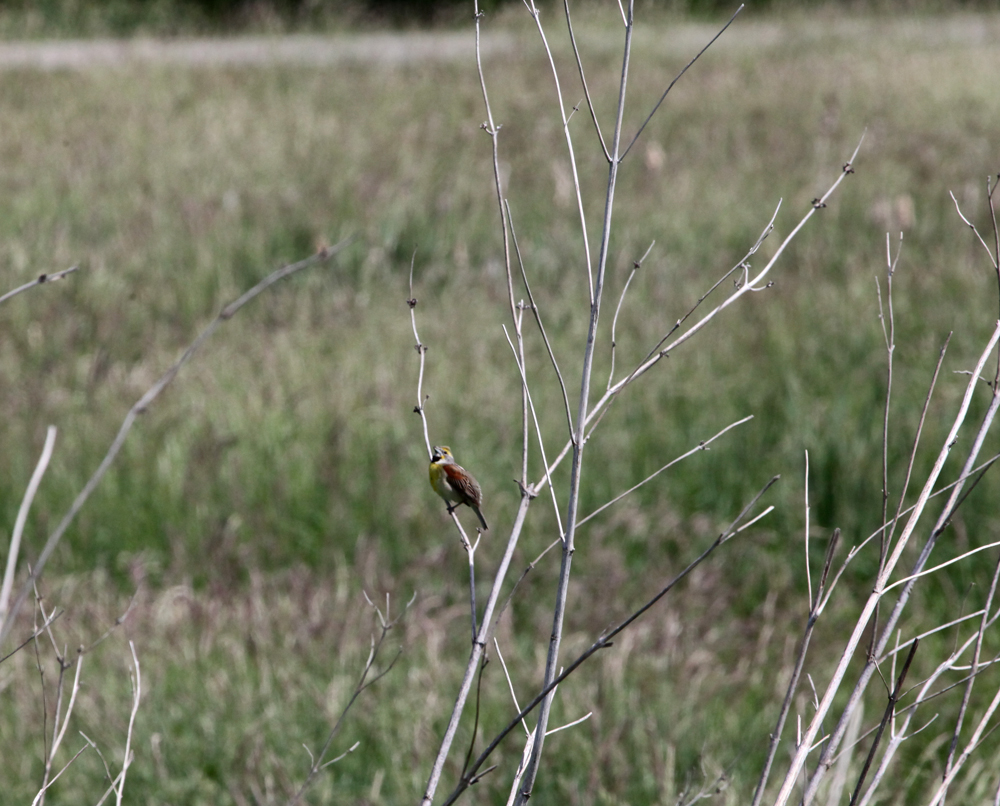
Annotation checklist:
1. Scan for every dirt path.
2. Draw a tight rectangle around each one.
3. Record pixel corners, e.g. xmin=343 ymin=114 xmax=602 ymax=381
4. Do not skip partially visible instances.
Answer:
xmin=0 ymin=31 xmax=514 ymax=70
xmin=0 ymin=15 xmax=995 ymax=71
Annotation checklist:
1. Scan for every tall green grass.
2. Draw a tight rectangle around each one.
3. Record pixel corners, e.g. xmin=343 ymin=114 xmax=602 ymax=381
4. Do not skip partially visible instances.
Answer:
xmin=2 ymin=10 xmax=1000 ymax=803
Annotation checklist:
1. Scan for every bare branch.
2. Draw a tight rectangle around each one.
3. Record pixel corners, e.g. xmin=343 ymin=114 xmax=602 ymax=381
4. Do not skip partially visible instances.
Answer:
xmin=804 ymin=450 xmax=812 ymax=604
xmin=750 ymin=527 xmax=841 ymax=806
xmin=419 ymin=493 xmax=534 ymax=805
xmin=289 ymin=593 xmax=410 ymax=805
xmin=473 ymin=0 xmax=523 ymax=322
xmin=577 ymin=415 xmax=753 ymax=527
xmin=0 ymin=426 xmax=57 ymax=628
xmin=545 ymin=711 xmax=592 ymax=736
xmin=0 ymin=606 xmax=61 ymax=665
xmin=882 ymin=540 xmax=1000 ymax=593
xmin=950 ymin=190 xmax=999 ymax=271
xmin=607 ymin=240 xmax=654 ymax=390
xmin=407 ymin=252 xmax=433 ymax=458
xmin=620 ymin=6 xmax=744 ymax=161
xmin=581 ymin=201 xmax=778 ymax=445
xmin=563 ymin=0 xmax=609 ymax=161
xmin=848 ymin=638 xmax=918 ymax=805
xmin=0 ymin=265 xmax=79 ymax=307
xmin=30 ymin=742 xmax=89 ymax=806
xmin=502 ymin=324 xmax=565 ymax=536
xmin=115 ymin=640 xmax=141 ymax=806
xmin=523 ymin=0 xmax=595 ymax=304
xmin=613 ymin=138 xmax=863 ymax=390
xmin=507 ymin=200 xmax=574 ymax=443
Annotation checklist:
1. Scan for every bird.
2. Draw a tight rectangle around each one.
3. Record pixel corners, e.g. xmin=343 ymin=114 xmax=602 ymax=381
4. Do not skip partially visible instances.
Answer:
xmin=429 ymin=445 xmax=489 ymax=531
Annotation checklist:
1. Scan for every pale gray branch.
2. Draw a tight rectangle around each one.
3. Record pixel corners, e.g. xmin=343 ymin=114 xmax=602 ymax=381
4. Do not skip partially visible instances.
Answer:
xmin=0 ymin=426 xmax=57 ymax=628
xmin=0 ymin=265 xmax=79 ymax=307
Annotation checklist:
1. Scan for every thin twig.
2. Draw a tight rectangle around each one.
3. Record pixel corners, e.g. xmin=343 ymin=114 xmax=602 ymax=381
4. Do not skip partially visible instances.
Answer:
xmin=750 ymin=527 xmax=840 ymax=806
xmin=0 ymin=265 xmax=79 ymax=307
xmin=46 ymin=649 xmax=84 ymax=796
xmin=0 ymin=607 xmax=61 ymax=665
xmin=804 ymin=450 xmax=812 ymax=605
xmin=465 ymin=531 xmax=479 ymax=642
xmin=523 ymin=0 xmax=595 ymax=303
xmin=473 ymin=0 xmax=517 ymax=322
xmin=507 ymin=201 xmax=574 ymax=441
xmin=79 ymin=733 xmax=113 ymax=795
xmin=408 ymin=252 xmax=433 ymax=457
xmin=620 ymin=6 xmax=743 ymax=160
xmin=950 ymin=190 xmax=999 ymax=271
xmin=34 ymin=609 xmax=82 ymax=806
xmin=981 ymin=175 xmax=999 ymax=384
xmin=577 ymin=415 xmax=753 ymax=526
xmin=407 ymin=255 xmax=481 ymax=635
xmin=848 ymin=638 xmax=918 ymax=805
xmin=949 ymin=181 xmax=1000 ymax=384
xmin=555 ymin=141 xmax=862 ymax=486
xmin=871 ymin=232 xmax=901 ymax=660
xmin=882 ymin=540 xmax=1000 ymax=593
xmin=989 ymin=178 xmax=1000 ymax=383
xmin=880 ymin=609 xmax=986 ymax=661
xmin=607 ymin=240 xmax=655 ymax=391
xmin=30 ymin=742 xmax=89 ymax=806
xmin=289 ymin=593 xmax=410 ymax=806
xmin=612 ymin=139 xmax=862 ymax=385
xmin=493 ymin=638 xmax=529 ymax=736
xmin=461 ymin=654 xmax=489 ymax=780
xmin=818 ymin=335 xmax=954 ymax=614
xmin=516 ymin=297 xmax=530 ymax=505
xmin=502 ymin=324 xmax=564 ymax=537
xmin=115 ymin=640 xmax=141 ymax=806
xmin=582 ymin=203 xmax=779 ymax=448
xmin=563 ymin=0 xmax=609 ymax=161
xmin=533 ymin=195 xmax=779 ymax=496
xmin=881 ymin=323 xmax=944 ymax=561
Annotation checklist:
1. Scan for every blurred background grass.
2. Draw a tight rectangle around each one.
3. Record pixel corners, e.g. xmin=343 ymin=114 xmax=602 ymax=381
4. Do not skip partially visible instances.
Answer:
xmin=1 ymin=4 xmax=1000 ymax=804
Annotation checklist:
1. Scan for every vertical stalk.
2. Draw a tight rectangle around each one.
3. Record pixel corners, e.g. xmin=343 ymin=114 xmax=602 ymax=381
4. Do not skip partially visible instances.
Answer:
xmin=513 ymin=4 xmax=634 ymax=802
xmin=419 ymin=497 xmax=533 ymax=806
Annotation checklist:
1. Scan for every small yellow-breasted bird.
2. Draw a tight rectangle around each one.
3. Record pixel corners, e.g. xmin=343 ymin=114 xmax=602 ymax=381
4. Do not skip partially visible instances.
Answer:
xmin=429 ymin=445 xmax=489 ymax=531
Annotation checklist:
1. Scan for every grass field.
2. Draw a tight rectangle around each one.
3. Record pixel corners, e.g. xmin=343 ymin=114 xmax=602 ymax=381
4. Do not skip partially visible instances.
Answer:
xmin=2 ymin=7 xmax=1000 ymax=804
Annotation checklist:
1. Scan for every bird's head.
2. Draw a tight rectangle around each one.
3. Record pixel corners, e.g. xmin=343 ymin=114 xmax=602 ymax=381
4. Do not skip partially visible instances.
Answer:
xmin=431 ymin=446 xmax=453 ymax=464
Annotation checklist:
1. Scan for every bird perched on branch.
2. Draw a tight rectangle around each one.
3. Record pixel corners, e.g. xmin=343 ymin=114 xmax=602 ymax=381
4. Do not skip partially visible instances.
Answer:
xmin=429 ymin=445 xmax=488 ymax=531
